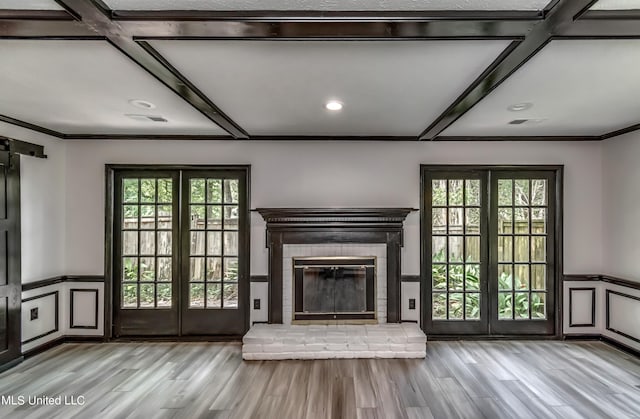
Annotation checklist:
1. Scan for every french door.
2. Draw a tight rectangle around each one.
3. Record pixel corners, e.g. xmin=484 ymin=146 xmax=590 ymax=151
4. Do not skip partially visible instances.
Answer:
xmin=112 ymin=167 xmax=249 ymax=337
xmin=422 ymin=166 xmax=559 ymax=336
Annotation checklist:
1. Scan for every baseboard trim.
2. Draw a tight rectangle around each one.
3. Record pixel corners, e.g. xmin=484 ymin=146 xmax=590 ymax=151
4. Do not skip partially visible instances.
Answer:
xmin=428 ymin=335 xmax=559 ymax=341
xmin=564 ymin=334 xmax=640 ymax=358
xmin=110 ymin=335 xmax=243 ymax=343
xmin=600 ymin=335 xmax=640 ymax=358
xmin=0 ymin=357 xmax=24 ymax=373
xmin=22 ymin=336 xmax=105 ymax=359
xmin=563 ymin=334 xmax=602 ymax=340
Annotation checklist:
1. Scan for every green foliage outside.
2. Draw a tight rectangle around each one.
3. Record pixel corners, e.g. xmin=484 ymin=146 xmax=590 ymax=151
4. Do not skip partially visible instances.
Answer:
xmin=432 ymin=256 xmax=545 ymax=320
xmin=121 ymin=177 xmax=240 ymax=308
xmin=123 ymin=257 xmax=238 ymax=307
xmin=431 ymin=178 xmax=547 ymax=320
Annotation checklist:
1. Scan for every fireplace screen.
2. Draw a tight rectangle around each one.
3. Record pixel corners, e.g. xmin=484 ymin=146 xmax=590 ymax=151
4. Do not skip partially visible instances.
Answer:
xmin=293 ymin=257 xmax=376 ymax=321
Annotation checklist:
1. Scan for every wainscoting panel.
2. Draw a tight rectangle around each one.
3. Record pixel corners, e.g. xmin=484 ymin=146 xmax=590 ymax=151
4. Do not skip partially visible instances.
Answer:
xmin=569 ymin=288 xmax=596 ymax=327
xmin=21 ymin=289 xmax=59 ymax=345
xmin=64 ymin=282 xmax=103 ymax=337
xmin=564 ymin=275 xmax=640 ymax=354
xmin=21 ymin=277 xmax=104 ymax=354
xmin=604 ymin=285 xmax=640 ymax=351
xmin=21 ymin=284 xmax=63 ymax=354
xmin=563 ymin=281 xmax=600 ymax=335
xmin=70 ymin=289 xmax=99 ymax=330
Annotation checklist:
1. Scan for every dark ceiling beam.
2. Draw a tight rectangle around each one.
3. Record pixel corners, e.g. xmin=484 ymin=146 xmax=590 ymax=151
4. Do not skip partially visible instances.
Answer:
xmin=124 ymin=20 xmax=537 ymax=40
xmin=63 ymin=134 xmax=416 ymax=141
xmin=576 ymin=9 xmax=640 ymax=20
xmin=54 ymin=0 xmax=249 ymax=139
xmin=61 ymin=134 xmax=604 ymax=142
xmin=0 ymin=10 xmax=74 ymax=20
xmin=63 ymin=134 xmax=234 ymax=140
xmin=418 ymin=0 xmax=598 ymax=141
xmin=0 ymin=115 xmax=65 ymax=139
xmin=600 ymin=123 xmax=640 ymax=140
xmin=559 ymin=19 xmax=640 ymax=37
xmin=0 ymin=19 xmax=97 ymax=38
xmin=111 ymin=10 xmax=544 ymax=22
xmin=435 ymin=135 xmax=601 ymax=141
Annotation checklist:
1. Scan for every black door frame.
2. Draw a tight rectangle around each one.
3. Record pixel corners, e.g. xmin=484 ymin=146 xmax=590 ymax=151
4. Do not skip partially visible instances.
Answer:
xmin=105 ymin=165 xmax=251 ymax=339
xmin=0 ymin=151 xmax=22 ymax=370
xmin=112 ymin=169 xmax=181 ymax=336
xmin=422 ymin=169 xmax=490 ymax=335
xmin=420 ymin=165 xmax=564 ymax=338
xmin=179 ymin=169 xmax=250 ymax=335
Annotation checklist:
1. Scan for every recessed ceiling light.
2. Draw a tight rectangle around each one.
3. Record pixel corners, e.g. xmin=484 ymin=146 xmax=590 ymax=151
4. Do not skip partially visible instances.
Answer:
xmin=129 ymin=99 xmax=156 ymax=110
xmin=507 ymin=102 xmax=533 ymax=112
xmin=325 ymin=101 xmax=343 ymax=111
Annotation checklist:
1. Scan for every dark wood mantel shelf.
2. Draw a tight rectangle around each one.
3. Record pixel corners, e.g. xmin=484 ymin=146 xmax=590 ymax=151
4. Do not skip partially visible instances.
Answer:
xmin=256 ymin=208 xmax=416 ymax=324
xmin=256 ymin=207 xmax=416 ymax=227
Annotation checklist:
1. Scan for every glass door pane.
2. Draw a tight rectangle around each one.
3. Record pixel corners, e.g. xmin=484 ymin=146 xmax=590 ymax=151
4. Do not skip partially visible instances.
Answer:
xmin=491 ymin=172 xmax=555 ymax=335
xmin=426 ymin=171 xmax=488 ymax=335
xmin=114 ymin=171 xmax=180 ymax=337
xmin=187 ymin=177 xmax=239 ymax=309
xmin=121 ymin=177 xmax=174 ymax=309
xmin=181 ymin=170 xmax=248 ymax=336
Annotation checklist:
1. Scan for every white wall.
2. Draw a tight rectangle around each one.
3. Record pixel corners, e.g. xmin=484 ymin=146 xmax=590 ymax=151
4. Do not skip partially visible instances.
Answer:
xmin=0 ymin=123 xmax=67 ymax=283
xmin=603 ymin=131 xmax=640 ymax=283
xmin=64 ymin=140 xmax=604 ymax=276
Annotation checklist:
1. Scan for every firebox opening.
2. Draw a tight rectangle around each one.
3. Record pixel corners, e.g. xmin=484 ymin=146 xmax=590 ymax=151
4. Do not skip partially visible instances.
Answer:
xmin=293 ymin=257 xmax=376 ymax=323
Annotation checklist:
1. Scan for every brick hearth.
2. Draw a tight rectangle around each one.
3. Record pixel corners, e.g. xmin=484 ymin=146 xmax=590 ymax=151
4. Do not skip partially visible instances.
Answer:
xmin=242 ymin=323 xmax=426 ymax=360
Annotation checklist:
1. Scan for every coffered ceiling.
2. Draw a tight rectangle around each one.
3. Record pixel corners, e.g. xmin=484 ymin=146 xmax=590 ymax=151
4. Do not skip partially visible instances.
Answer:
xmin=442 ymin=39 xmax=640 ymax=137
xmin=149 ymin=40 xmax=510 ymax=136
xmin=0 ymin=40 xmax=226 ymax=135
xmin=0 ymin=0 xmax=639 ymax=141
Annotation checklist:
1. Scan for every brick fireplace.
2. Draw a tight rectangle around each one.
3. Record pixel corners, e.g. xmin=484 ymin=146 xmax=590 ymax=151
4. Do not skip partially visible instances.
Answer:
xmin=243 ymin=208 xmax=425 ymax=360
xmin=256 ymin=208 xmax=414 ymax=324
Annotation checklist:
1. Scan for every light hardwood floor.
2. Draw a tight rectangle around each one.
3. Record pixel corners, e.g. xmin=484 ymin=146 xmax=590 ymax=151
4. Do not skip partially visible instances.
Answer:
xmin=0 ymin=341 xmax=639 ymax=419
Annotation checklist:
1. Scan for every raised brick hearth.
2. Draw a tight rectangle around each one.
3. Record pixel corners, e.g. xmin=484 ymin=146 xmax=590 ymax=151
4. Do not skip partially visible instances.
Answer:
xmin=242 ymin=323 xmax=426 ymax=360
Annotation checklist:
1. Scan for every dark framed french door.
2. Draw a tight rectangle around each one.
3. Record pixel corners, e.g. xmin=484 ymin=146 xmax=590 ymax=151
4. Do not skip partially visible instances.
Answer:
xmin=489 ymin=170 xmax=557 ymax=335
xmin=421 ymin=166 xmax=561 ymax=337
xmin=423 ymin=170 xmax=489 ymax=335
xmin=0 ymin=151 xmax=21 ymax=368
xmin=111 ymin=166 xmax=249 ymax=337
xmin=180 ymin=170 xmax=248 ymax=335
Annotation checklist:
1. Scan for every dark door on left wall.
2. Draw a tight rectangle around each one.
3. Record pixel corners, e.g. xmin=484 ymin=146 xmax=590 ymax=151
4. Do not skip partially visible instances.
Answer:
xmin=112 ymin=167 xmax=249 ymax=337
xmin=0 ymin=151 xmax=21 ymax=368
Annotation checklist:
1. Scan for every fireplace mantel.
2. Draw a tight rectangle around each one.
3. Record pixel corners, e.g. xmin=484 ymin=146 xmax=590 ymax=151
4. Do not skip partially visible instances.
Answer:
xmin=256 ymin=208 xmax=415 ymax=228
xmin=256 ymin=208 xmax=416 ymax=324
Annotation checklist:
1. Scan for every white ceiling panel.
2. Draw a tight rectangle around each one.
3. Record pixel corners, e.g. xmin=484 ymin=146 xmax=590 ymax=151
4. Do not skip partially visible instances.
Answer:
xmin=443 ymin=39 xmax=640 ymax=137
xmin=104 ymin=0 xmax=550 ymax=11
xmin=0 ymin=40 xmax=226 ymax=135
xmin=591 ymin=0 xmax=640 ymax=10
xmin=150 ymin=40 xmax=511 ymax=136
xmin=0 ymin=0 xmax=62 ymax=9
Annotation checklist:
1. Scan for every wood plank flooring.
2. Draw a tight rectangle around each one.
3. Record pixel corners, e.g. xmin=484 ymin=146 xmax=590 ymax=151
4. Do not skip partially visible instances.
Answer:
xmin=0 ymin=341 xmax=639 ymax=418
